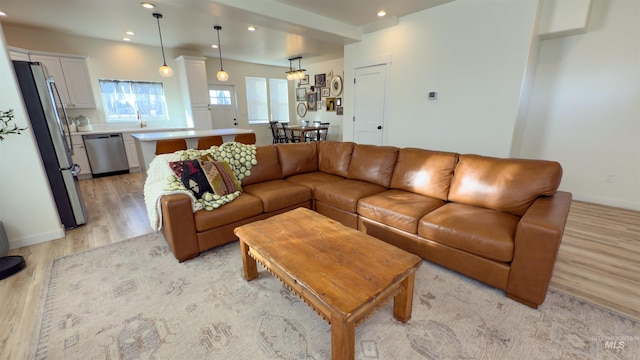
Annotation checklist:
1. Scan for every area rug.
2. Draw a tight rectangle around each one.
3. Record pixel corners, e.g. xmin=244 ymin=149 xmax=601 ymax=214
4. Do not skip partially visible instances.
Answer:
xmin=30 ymin=232 xmax=639 ymax=359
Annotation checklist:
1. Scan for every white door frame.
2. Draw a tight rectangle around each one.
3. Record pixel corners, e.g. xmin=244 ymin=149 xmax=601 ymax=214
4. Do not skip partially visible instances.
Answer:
xmin=350 ymin=54 xmax=392 ymax=145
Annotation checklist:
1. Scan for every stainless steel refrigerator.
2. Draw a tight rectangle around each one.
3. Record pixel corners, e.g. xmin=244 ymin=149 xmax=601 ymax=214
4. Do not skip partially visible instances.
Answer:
xmin=13 ymin=61 xmax=88 ymax=229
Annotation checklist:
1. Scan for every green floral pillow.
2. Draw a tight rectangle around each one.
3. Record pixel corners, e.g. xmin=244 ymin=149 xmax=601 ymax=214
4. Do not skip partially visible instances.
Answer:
xmin=164 ymin=142 xmax=258 ymax=211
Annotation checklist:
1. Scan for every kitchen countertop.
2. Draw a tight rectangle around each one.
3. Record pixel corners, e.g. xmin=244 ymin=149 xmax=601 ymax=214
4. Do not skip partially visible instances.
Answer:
xmin=129 ymin=128 xmax=253 ymax=141
xmin=68 ymin=127 xmax=192 ymax=136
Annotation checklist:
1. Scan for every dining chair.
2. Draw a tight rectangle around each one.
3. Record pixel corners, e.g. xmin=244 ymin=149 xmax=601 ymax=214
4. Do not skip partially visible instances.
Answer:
xmin=303 ymin=121 xmax=321 ymax=142
xmin=234 ymin=132 xmax=257 ymax=144
xmin=281 ymin=123 xmax=302 ymax=143
xmin=317 ymin=122 xmax=330 ymax=141
xmin=269 ymin=121 xmax=287 ymax=143
xmin=155 ymin=138 xmax=187 ymax=155
xmin=197 ymin=136 xmax=223 ymax=150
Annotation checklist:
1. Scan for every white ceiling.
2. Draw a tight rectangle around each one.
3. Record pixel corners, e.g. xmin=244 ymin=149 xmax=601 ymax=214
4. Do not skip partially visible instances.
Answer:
xmin=0 ymin=0 xmax=452 ymax=67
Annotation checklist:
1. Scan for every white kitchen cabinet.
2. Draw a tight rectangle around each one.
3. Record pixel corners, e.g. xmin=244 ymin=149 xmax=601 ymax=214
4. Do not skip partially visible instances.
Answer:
xmin=28 ymin=53 xmax=96 ymax=109
xmin=8 ymin=47 xmax=30 ymax=61
xmin=175 ymin=56 xmax=211 ymax=130
xmin=122 ymin=133 xmax=140 ymax=170
xmin=70 ymin=134 xmax=92 ymax=178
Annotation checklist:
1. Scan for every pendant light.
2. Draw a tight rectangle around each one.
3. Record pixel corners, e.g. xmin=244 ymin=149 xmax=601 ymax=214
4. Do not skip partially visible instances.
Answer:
xmin=214 ymin=25 xmax=229 ymax=82
xmin=285 ymin=56 xmax=305 ymax=80
xmin=153 ymin=13 xmax=173 ymax=77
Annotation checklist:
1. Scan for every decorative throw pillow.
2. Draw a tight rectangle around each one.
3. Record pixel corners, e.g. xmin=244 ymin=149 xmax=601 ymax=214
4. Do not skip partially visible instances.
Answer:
xmin=198 ymin=158 xmax=242 ymax=195
xmin=169 ymin=160 xmax=214 ymax=199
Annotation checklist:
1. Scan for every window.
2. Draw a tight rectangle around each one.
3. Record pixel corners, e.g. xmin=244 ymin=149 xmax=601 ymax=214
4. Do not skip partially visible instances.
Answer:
xmin=209 ymin=89 xmax=231 ymax=105
xmin=99 ymin=79 xmax=169 ymax=122
xmin=245 ymin=77 xmax=289 ymax=124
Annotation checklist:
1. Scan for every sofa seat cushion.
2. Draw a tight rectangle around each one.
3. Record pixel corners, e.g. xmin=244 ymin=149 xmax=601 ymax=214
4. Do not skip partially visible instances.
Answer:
xmin=418 ymin=203 xmax=519 ymax=262
xmin=243 ymin=179 xmax=312 ymax=212
xmin=194 ymin=193 xmax=263 ymax=232
xmin=358 ymin=190 xmax=446 ymax=233
xmin=285 ymin=172 xmax=344 ymax=196
xmin=315 ymin=179 xmax=386 ymax=213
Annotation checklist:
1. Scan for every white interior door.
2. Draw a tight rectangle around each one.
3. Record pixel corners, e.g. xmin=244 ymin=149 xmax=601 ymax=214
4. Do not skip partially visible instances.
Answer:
xmin=353 ymin=64 xmax=387 ymax=145
xmin=208 ymin=84 xmax=238 ymax=129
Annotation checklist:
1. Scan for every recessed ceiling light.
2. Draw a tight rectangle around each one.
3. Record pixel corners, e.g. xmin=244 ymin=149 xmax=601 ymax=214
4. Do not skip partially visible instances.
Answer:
xmin=140 ymin=2 xmax=156 ymax=9
xmin=211 ymin=44 xmax=219 ymax=49
xmin=125 ymin=31 xmax=135 ymax=36
xmin=248 ymin=26 xmax=256 ymax=31
xmin=123 ymin=37 xmax=132 ymax=41
xmin=377 ymin=10 xmax=386 ymax=17
xmin=0 ymin=11 xmax=7 ymax=16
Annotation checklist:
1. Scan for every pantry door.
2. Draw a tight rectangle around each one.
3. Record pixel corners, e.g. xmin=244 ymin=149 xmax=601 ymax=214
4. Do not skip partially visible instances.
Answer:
xmin=208 ymin=84 xmax=238 ymax=129
xmin=353 ymin=63 xmax=388 ymax=145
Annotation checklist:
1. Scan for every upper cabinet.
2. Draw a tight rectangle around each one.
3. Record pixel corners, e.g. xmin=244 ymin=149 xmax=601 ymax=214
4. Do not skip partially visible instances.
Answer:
xmin=175 ymin=56 xmax=209 ymax=108
xmin=28 ymin=53 xmax=96 ymax=109
xmin=175 ymin=56 xmax=211 ymax=130
xmin=8 ymin=47 xmax=30 ymax=61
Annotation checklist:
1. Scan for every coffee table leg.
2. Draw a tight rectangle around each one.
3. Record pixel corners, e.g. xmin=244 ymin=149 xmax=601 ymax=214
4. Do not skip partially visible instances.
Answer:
xmin=331 ymin=315 xmax=355 ymax=360
xmin=393 ymin=272 xmax=416 ymax=323
xmin=240 ymin=240 xmax=258 ymax=281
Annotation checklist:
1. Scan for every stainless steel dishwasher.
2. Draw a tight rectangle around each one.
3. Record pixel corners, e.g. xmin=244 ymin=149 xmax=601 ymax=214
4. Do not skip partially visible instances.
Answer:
xmin=83 ymin=133 xmax=130 ymax=177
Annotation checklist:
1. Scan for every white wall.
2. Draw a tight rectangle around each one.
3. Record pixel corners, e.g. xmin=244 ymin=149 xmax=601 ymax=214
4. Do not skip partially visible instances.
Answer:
xmin=0 ymin=23 xmax=65 ymax=248
xmin=521 ymin=0 xmax=640 ymax=209
xmin=343 ymin=0 xmax=540 ymax=157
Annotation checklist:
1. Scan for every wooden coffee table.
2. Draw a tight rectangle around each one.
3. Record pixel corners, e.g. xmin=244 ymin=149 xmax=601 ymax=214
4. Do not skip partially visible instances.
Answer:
xmin=234 ymin=207 xmax=421 ymax=360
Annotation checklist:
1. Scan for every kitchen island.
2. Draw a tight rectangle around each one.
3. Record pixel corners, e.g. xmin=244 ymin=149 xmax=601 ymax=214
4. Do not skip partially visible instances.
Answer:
xmin=131 ymin=128 xmax=254 ymax=174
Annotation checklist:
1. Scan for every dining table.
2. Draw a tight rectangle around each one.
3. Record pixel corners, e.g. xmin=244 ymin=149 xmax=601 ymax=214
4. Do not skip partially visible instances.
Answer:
xmin=288 ymin=124 xmax=329 ymax=142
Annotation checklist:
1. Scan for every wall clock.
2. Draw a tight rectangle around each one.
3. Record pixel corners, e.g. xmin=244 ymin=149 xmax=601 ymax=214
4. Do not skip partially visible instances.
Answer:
xmin=330 ymin=75 xmax=343 ymax=96
xmin=297 ymin=102 xmax=307 ymax=117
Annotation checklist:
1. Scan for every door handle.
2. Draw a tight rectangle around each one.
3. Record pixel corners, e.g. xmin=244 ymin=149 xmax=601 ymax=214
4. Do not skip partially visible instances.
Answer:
xmin=377 ymin=126 xmax=382 ymax=130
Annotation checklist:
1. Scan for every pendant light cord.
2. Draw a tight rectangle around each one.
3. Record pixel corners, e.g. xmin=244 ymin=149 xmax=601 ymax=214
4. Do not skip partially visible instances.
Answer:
xmin=154 ymin=13 xmax=168 ymax=66
xmin=216 ymin=27 xmax=224 ymax=71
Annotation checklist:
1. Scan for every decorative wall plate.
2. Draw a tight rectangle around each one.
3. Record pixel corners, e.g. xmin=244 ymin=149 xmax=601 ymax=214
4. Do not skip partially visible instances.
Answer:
xmin=330 ymin=75 xmax=343 ymax=96
xmin=326 ymin=70 xmax=333 ymax=79
xmin=297 ymin=102 xmax=307 ymax=117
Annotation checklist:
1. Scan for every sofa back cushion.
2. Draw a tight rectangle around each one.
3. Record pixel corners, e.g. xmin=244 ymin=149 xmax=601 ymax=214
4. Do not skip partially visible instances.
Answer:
xmin=390 ymin=148 xmax=459 ymax=200
xmin=277 ymin=142 xmax=318 ymax=178
xmin=241 ymin=145 xmax=283 ymax=186
xmin=318 ymin=141 xmax=355 ymax=177
xmin=448 ymin=154 xmax=562 ymax=216
xmin=347 ymin=144 xmax=399 ymax=188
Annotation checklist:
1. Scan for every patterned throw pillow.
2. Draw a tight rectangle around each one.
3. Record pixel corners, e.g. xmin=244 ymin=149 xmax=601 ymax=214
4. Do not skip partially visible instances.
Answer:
xmin=169 ymin=160 xmax=213 ymax=199
xmin=199 ymin=159 xmax=242 ymax=195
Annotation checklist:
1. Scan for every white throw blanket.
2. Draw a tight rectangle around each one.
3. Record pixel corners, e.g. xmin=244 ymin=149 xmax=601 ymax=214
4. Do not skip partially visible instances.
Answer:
xmin=143 ymin=153 xmax=203 ymax=231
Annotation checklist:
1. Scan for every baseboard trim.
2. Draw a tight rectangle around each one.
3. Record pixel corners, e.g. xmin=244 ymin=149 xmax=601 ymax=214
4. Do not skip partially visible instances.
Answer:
xmin=9 ymin=228 xmax=65 ymax=250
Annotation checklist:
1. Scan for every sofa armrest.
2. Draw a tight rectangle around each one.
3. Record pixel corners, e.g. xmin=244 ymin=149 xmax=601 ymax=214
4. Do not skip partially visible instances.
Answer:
xmin=507 ymin=191 xmax=572 ymax=307
xmin=160 ymin=194 xmax=200 ymax=262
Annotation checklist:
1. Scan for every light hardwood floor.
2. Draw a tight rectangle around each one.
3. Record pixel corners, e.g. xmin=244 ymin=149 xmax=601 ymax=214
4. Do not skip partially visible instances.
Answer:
xmin=0 ymin=173 xmax=638 ymax=359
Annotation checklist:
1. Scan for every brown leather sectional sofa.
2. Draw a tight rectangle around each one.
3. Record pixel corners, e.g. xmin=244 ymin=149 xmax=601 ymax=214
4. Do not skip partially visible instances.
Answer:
xmin=159 ymin=141 xmax=572 ymax=308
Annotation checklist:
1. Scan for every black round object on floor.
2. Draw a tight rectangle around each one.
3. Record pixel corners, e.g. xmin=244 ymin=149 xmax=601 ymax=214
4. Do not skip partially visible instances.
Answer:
xmin=0 ymin=256 xmax=26 ymax=280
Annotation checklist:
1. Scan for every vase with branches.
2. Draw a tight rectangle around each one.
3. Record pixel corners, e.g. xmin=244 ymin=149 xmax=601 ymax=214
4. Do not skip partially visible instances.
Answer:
xmin=0 ymin=109 xmax=28 ymax=141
